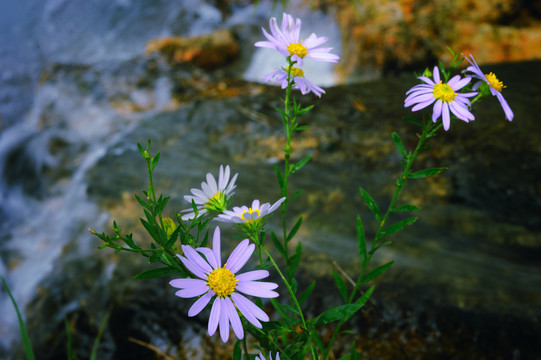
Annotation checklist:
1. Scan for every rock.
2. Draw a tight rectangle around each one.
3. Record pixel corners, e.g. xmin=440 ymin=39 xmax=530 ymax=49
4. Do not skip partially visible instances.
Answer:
xmin=145 ymin=29 xmax=240 ymax=69
xmin=332 ymin=0 xmax=541 ymax=80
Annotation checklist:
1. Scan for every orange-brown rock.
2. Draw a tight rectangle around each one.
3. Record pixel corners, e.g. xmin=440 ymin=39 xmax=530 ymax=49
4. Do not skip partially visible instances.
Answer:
xmin=332 ymin=0 xmax=541 ymax=79
xmin=145 ymin=29 xmax=239 ymax=69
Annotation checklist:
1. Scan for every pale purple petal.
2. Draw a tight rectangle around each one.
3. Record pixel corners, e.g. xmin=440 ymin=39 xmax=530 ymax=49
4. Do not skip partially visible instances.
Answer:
xmin=196 ymin=248 xmax=218 ymax=269
xmin=433 ymin=66 xmax=440 ymax=83
xmin=224 ymin=297 xmax=244 ymax=339
xmin=182 ymin=246 xmax=213 ymax=274
xmin=174 ymin=284 xmax=209 ymax=299
xmin=432 ymin=100 xmax=442 ymax=123
xmin=231 ymin=292 xmax=270 ymax=325
xmin=411 ymin=98 xmax=436 ymax=111
xmin=441 ymin=103 xmax=451 ymax=130
xmin=208 ymin=297 xmax=221 ymax=336
xmin=177 ymin=254 xmax=207 ymax=280
xmin=188 ymin=291 xmax=214 ymax=317
xmin=235 ymin=270 xmax=270 ymax=281
xmin=496 ymin=92 xmax=514 ymax=121
xmin=225 ymin=240 xmax=255 ymax=274
xmin=169 ymin=278 xmax=206 ymax=289
xmin=236 ymin=281 xmax=279 ymax=298
xmin=219 ymin=298 xmax=230 ymax=342
xmin=213 ymin=226 xmax=222 ymax=268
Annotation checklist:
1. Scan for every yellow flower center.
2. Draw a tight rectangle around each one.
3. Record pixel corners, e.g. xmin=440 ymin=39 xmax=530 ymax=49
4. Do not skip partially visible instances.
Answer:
xmin=433 ymin=82 xmax=456 ymax=102
xmin=240 ymin=208 xmax=261 ymax=222
xmin=287 ymin=42 xmax=308 ymax=58
xmin=485 ymin=72 xmax=505 ymax=92
xmin=207 ymin=266 xmax=237 ymax=298
xmin=204 ymin=192 xmax=227 ymax=212
xmin=286 ymin=66 xmax=304 ymax=78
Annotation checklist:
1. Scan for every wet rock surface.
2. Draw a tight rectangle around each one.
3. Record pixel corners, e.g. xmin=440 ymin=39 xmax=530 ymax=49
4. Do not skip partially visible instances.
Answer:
xmin=17 ymin=57 xmax=541 ymax=359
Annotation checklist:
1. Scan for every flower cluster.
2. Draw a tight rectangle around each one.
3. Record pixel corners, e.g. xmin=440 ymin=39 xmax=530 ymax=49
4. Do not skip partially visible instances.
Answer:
xmin=173 ymin=166 xmax=284 ymax=343
xmin=255 ymin=12 xmax=339 ymax=97
xmin=405 ymin=54 xmax=513 ymax=130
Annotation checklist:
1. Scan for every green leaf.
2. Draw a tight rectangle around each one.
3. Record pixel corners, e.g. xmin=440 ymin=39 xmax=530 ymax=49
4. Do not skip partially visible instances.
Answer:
xmin=362 ymin=261 xmax=394 ymax=283
xmin=90 ymin=311 xmax=110 ymax=360
xmin=356 ymin=215 xmax=367 ymax=265
xmin=290 ymin=189 xmax=303 ymax=201
xmin=287 ymin=216 xmax=303 ymax=242
xmin=391 ymin=132 xmax=407 ymax=158
xmin=232 ymin=341 xmax=242 ymax=360
xmin=150 ymin=151 xmax=160 ymax=172
xmin=409 ymin=167 xmax=447 ymax=178
xmin=332 ymin=270 xmax=348 ymax=302
xmin=295 ymin=125 xmax=310 ymax=131
xmin=140 ymin=218 xmax=159 ymax=243
xmin=65 ymin=318 xmax=75 ymax=360
xmin=356 ymin=285 xmax=375 ymax=307
xmin=134 ymin=266 xmax=175 ymax=280
xmin=270 ymin=298 xmax=290 ymax=321
xmin=402 ymin=116 xmax=421 ymax=126
xmin=291 ymin=155 xmax=312 ymax=174
xmin=123 ymin=234 xmax=141 ymax=250
xmin=282 ymin=304 xmax=301 ymax=316
xmin=270 ymin=231 xmax=287 ymax=258
xmin=314 ymin=303 xmax=364 ymax=327
xmin=2 ymin=277 xmax=36 ymax=360
xmin=378 ymin=217 xmax=418 ymax=239
xmin=299 ymin=280 xmax=316 ymax=305
xmin=273 ymin=164 xmax=284 ymax=189
xmin=134 ymin=193 xmax=151 ymax=210
xmin=298 ymin=104 xmax=314 ymax=115
xmin=359 ymin=187 xmax=382 ymax=222
xmin=392 ymin=204 xmax=421 ymax=212
xmin=287 ymin=242 xmax=302 ymax=279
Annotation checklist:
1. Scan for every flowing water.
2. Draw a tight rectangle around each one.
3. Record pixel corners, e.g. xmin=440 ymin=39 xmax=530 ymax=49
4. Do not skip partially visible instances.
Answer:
xmin=0 ymin=0 xmax=540 ymax=359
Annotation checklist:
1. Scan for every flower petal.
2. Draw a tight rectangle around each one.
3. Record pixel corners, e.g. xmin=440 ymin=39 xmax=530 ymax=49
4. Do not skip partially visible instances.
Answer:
xmin=236 ymin=270 xmax=270 ymax=281
xmin=188 ymin=291 xmax=214 ymax=317
xmin=225 ymin=239 xmax=255 ymax=274
xmin=208 ymin=297 xmax=221 ymax=336
xmin=224 ymin=297 xmax=244 ymax=340
xmin=218 ymin=298 xmax=230 ymax=342
xmin=236 ymin=281 xmax=279 ymax=298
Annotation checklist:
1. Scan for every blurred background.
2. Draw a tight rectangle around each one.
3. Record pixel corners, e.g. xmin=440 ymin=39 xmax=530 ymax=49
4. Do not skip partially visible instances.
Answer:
xmin=0 ymin=0 xmax=540 ymax=359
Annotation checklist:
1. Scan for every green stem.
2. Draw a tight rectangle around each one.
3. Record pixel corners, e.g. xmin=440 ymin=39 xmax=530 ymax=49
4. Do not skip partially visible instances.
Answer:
xmin=262 ymin=246 xmax=317 ymax=360
xmin=323 ymin=120 xmax=441 ymax=360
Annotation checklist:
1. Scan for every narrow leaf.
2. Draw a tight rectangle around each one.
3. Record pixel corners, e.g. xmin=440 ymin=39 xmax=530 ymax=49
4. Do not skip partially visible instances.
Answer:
xmin=314 ymin=303 xmax=363 ymax=327
xmin=270 ymin=298 xmax=290 ymax=321
xmin=287 ymin=242 xmax=302 ymax=279
xmin=232 ymin=341 xmax=242 ymax=360
xmin=392 ymin=204 xmax=421 ymax=212
xmin=273 ymin=164 xmax=284 ymax=189
xmin=391 ymin=132 xmax=407 ymax=158
xmin=378 ymin=217 xmax=418 ymax=239
xmin=356 ymin=215 xmax=367 ymax=265
xmin=134 ymin=267 xmax=178 ymax=280
xmin=291 ymin=155 xmax=312 ymax=174
xmin=362 ymin=261 xmax=394 ymax=283
xmin=2 ymin=277 xmax=35 ymax=360
xmin=409 ymin=167 xmax=446 ymax=178
xmin=287 ymin=216 xmax=303 ymax=242
xmin=65 ymin=318 xmax=75 ymax=360
xmin=271 ymin=231 xmax=287 ymax=258
xmin=332 ymin=271 xmax=348 ymax=302
xmin=359 ymin=187 xmax=382 ymax=222
xmin=150 ymin=151 xmax=160 ymax=172
xmin=403 ymin=116 xmax=421 ymax=126
xmin=299 ymin=280 xmax=316 ymax=305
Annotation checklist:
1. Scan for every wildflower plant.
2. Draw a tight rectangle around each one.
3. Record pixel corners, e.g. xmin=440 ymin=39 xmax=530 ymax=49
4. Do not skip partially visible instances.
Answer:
xmin=87 ymin=11 xmax=515 ymax=360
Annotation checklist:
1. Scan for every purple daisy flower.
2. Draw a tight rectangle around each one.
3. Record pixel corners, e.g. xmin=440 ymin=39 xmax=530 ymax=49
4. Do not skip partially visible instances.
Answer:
xmin=181 ymin=165 xmax=238 ymax=220
xmin=255 ymin=12 xmax=339 ymax=66
xmin=169 ymin=226 xmax=279 ymax=343
xmin=463 ymin=54 xmax=514 ymax=121
xmin=256 ymin=352 xmax=280 ymax=360
xmin=262 ymin=66 xmax=325 ymax=97
xmin=404 ymin=66 xmax=478 ymax=131
xmin=216 ymin=198 xmax=286 ymax=224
